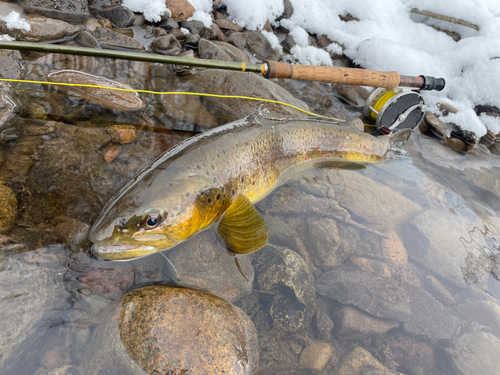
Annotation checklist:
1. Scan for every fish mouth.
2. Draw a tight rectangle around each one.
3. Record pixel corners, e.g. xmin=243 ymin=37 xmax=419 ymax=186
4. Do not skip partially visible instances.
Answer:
xmin=92 ymin=244 xmax=159 ymax=261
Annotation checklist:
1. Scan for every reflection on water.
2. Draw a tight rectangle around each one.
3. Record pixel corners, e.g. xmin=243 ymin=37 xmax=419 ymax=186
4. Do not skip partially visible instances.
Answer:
xmin=2 ymin=53 xmax=500 ymax=375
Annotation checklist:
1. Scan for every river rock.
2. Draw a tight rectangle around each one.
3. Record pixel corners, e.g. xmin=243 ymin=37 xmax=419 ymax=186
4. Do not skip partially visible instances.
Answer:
xmin=108 ymin=124 xmax=136 ymax=144
xmin=199 ymin=39 xmax=251 ymax=63
xmin=180 ymin=69 xmax=311 ymax=120
xmin=0 ymin=17 xmax=80 ymax=43
xmin=214 ymin=18 xmax=244 ymax=32
xmin=316 ymin=264 xmax=412 ymax=321
xmin=306 ymin=217 xmax=354 ymax=271
xmin=0 ymin=50 xmax=22 ymax=79
xmin=333 ymin=305 xmax=399 ymax=340
xmin=445 ymin=330 xmax=500 ymax=375
xmin=183 ymin=20 xmax=204 ymax=34
xmin=256 ymin=245 xmax=316 ymax=332
xmin=75 ymin=127 xmax=111 ymax=151
xmin=74 ymin=30 xmax=101 ymax=48
xmin=165 ymin=230 xmax=254 ymax=303
xmin=401 ymin=207 xmax=492 ymax=288
xmin=19 ymin=0 xmax=89 ymax=23
xmin=458 ymin=300 xmax=500 ymax=339
xmin=423 ymin=275 xmax=456 ymax=305
xmin=299 ymin=341 xmax=333 ymax=371
xmin=227 ymin=32 xmax=248 ymax=49
xmin=158 ymin=17 xmax=179 ymax=31
xmin=317 ymin=169 xmax=422 ymax=231
xmin=92 ymin=27 xmax=145 ymax=50
xmin=47 ymin=70 xmax=146 ymax=111
xmin=402 ymin=283 xmax=461 ymax=341
xmin=0 ymin=184 xmax=17 ymax=234
xmin=245 ymin=31 xmax=282 ymax=61
xmin=0 ymin=248 xmax=70 ymax=372
xmin=150 ymin=34 xmax=182 ymax=55
xmin=92 ymin=6 xmax=135 ymax=29
xmin=166 ymin=0 xmax=195 ymax=22
xmin=374 ymin=332 xmax=437 ymax=375
xmin=337 ymin=347 xmax=397 ymax=375
xmin=54 ymin=216 xmax=90 ymax=252
xmin=83 ymin=285 xmax=259 ymax=375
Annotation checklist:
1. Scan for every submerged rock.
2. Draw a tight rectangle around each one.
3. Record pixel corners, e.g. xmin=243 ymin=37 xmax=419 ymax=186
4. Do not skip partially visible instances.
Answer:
xmin=458 ymin=300 xmax=500 ymax=339
xmin=83 ymin=285 xmax=259 ymax=375
xmin=256 ymin=245 xmax=316 ymax=332
xmin=0 ymin=248 xmax=70 ymax=372
xmin=402 ymin=207 xmax=492 ymax=288
xmin=332 ymin=305 xmax=399 ymax=340
xmin=0 ymin=17 xmax=80 ymax=43
xmin=0 ymin=184 xmax=17 ymax=234
xmin=299 ymin=341 xmax=333 ymax=371
xmin=316 ymin=264 xmax=412 ymax=322
xmin=108 ymin=124 xmax=136 ymax=144
xmin=0 ymin=50 xmax=23 ymax=80
xmin=47 ymin=70 xmax=146 ymax=112
xmin=150 ymin=34 xmax=182 ymax=55
xmin=445 ymin=330 xmax=500 ymax=375
xmin=166 ymin=230 xmax=254 ymax=303
xmin=337 ymin=347 xmax=397 ymax=375
xmin=92 ymin=5 xmax=136 ymax=29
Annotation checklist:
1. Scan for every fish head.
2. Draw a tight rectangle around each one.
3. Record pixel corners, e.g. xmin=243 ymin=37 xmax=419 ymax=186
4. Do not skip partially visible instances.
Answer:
xmin=89 ymin=170 xmax=228 ymax=261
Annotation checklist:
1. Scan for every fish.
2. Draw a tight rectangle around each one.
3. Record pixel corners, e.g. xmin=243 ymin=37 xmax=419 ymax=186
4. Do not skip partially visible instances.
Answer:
xmin=89 ymin=115 xmax=410 ymax=260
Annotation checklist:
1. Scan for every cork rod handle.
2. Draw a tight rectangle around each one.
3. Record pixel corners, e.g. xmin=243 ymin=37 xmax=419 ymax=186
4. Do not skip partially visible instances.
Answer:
xmin=265 ymin=61 xmax=401 ymax=90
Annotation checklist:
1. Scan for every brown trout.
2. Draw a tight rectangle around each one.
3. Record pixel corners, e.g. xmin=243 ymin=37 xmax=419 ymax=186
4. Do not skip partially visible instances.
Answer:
xmin=89 ymin=116 xmax=409 ymax=260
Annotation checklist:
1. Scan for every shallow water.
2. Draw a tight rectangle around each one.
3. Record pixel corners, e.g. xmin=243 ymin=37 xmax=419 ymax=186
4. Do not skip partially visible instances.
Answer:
xmin=1 ymin=53 xmax=500 ymax=375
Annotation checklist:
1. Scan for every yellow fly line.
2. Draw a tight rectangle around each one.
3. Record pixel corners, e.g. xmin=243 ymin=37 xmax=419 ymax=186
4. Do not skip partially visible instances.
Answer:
xmin=0 ymin=77 xmax=347 ymax=122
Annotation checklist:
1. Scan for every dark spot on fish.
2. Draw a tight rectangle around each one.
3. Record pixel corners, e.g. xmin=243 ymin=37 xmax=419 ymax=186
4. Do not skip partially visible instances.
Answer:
xmin=206 ymin=171 xmax=209 ymax=176
xmin=232 ymin=189 xmax=235 ymax=196
xmin=217 ymin=153 xmax=220 ymax=158
xmin=196 ymin=165 xmax=201 ymax=169
xmin=169 ymin=183 xmax=173 ymax=187
xmin=211 ymin=165 xmax=215 ymax=170
xmin=208 ymin=198 xmax=212 ymax=204
xmin=216 ymin=193 xmax=221 ymax=200
xmin=185 ymin=193 xmax=190 ymax=198
xmin=241 ymin=176 xmax=244 ymax=183
xmin=245 ymin=141 xmax=248 ymax=145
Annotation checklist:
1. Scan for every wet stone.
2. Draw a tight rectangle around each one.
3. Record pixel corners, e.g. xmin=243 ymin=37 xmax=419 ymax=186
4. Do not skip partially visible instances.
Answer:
xmin=306 ymin=217 xmax=354 ymax=271
xmin=75 ymin=127 xmax=111 ymax=151
xmin=183 ymin=20 xmax=205 ymax=35
xmin=227 ymin=32 xmax=247 ymax=49
xmin=103 ymin=144 xmax=123 ymax=163
xmin=423 ymin=275 xmax=456 ymax=305
xmin=333 ymin=305 xmax=399 ymax=340
xmin=256 ymin=245 xmax=316 ymax=332
xmin=92 ymin=27 xmax=145 ymax=50
xmin=214 ymin=18 xmax=244 ymax=32
xmin=0 ymin=17 xmax=80 ymax=43
xmin=299 ymin=341 xmax=333 ymax=371
xmin=0 ymin=184 xmax=18 ymax=234
xmin=458 ymin=300 xmax=500 ymax=339
xmin=314 ymin=308 xmax=334 ymax=341
xmin=199 ymin=39 xmax=251 ymax=63
xmin=166 ymin=0 xmax=195 ymax=22
xmin=166 ymin=230 xmax=254 ymax=303
xmin=19 ymin=0 xmax=90 ymax=23
xmin=445 ymin=330 xmax=500 ymax=375
xmin=338 ymin=347 xmax=396 ymax=375
xmin=158 ymin=17 xmax=179 ymax=31
xmin=108 ymin=125 xmax=136 ymax=144
xmin=316 ymin=264 xmax=412 ymax=322
xmin=0 ymin=50 xmax=23 ymax=79
xmin=402 ymin=283 xmax=461 ymax=341
xmin=92 ymin=5 xmax=136 ymax=29
xmin=374 ymin=332 xmax=437 ymax=375
xmin=185 ymin=32 xmax=200 ymax=47
xmin=54 ymin=216 xmax=90 ymax=252
xmin=402 ymin=207 xmax=492 ymax=288
xmin=0 ymin=248 xmax=70 ymax=372
xmin=150 ymin=34 xmax=182 ymax=55
xmin=74 ymin=30 xmax=101 ymax=48
xmin=83 ymin=285 xmax=259 ymax=375
xmin=245 ymin=31 xmax=282 ymax=61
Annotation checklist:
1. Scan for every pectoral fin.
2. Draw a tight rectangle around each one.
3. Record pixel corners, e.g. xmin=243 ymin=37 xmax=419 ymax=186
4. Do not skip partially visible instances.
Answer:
xmin=217 ymin=195 xmax=269 ymax=254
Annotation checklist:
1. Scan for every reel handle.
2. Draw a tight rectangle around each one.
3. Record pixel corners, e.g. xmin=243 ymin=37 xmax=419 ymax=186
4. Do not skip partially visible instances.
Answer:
xmin=265 ymin=61 xmax=401 ymax=89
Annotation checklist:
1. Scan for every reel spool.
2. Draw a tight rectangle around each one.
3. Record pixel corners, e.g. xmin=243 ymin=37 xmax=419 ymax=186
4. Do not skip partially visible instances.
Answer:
xmin=363 ymin=88 xmax=426 ymax=135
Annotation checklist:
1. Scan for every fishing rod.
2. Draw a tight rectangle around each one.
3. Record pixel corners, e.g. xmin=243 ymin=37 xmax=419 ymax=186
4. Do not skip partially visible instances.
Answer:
xmin=0 ymin=41 xmax=445 ymax=134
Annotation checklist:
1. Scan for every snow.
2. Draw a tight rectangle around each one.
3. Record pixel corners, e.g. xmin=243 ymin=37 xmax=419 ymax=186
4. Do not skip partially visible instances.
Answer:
xmin=121 ymin=0 xmax=500 ymax=137
xmin=1 ymin=11 xmax=30 ymax=31
xmin=122 ymin=0 xmax=169 ymax=22
xmin=261 ymin=31 xmax=283 ymax=54
xmin=0 ymin=34 xmax=14 ymax=41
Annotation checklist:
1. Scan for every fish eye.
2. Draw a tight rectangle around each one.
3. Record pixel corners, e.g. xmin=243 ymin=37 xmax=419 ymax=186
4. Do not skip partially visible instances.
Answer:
xmin=142 ymin=210 xmax=162 ymax=229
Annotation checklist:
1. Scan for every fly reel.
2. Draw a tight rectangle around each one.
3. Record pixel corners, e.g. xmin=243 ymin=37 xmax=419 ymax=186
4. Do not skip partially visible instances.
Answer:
xmin=363 ymin=88 xmax=426 ymax=135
